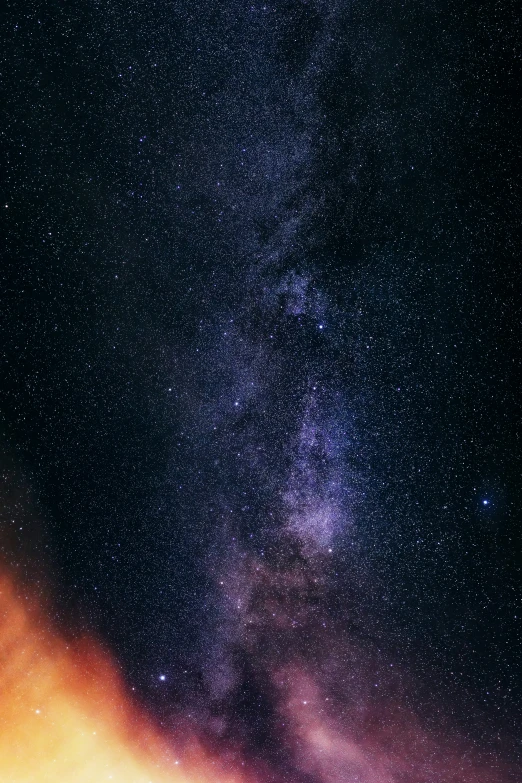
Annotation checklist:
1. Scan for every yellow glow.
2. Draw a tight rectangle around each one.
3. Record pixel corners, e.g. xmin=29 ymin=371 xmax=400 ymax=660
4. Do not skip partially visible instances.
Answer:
xmin=0 ymin=574 xmax=246 ymax=783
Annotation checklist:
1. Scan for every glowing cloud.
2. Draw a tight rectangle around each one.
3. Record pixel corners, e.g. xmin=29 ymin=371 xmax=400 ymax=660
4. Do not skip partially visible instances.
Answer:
xmin=0 ymin=573 xmax=248 ymax=783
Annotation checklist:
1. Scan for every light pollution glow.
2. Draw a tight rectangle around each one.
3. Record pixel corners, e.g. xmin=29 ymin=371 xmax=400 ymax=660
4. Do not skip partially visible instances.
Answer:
xmin=0 ymin=572 xmax=248 ymax=783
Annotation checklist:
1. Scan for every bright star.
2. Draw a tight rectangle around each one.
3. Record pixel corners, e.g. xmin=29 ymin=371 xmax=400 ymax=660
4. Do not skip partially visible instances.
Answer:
xmin=482 ymin=499 xmax=489 ymax=506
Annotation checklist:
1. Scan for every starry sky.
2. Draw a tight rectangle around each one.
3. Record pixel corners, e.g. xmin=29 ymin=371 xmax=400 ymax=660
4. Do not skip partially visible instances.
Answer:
xmin=1 ymin=1 xmax=521 ymax=781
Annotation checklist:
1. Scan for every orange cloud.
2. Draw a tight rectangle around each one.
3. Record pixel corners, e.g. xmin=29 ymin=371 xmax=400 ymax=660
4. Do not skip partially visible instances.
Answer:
xmin=0 ymin=573 xmax=248 ymax=783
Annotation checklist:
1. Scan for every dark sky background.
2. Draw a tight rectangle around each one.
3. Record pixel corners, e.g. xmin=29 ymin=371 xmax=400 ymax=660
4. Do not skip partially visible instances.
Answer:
xmin=1 ymin=0 xmax=521 ymax=779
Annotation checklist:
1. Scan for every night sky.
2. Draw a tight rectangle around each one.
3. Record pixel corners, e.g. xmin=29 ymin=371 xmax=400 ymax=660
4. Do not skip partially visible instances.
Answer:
xmin=1 ymin=1 xmax=521 ymax=781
